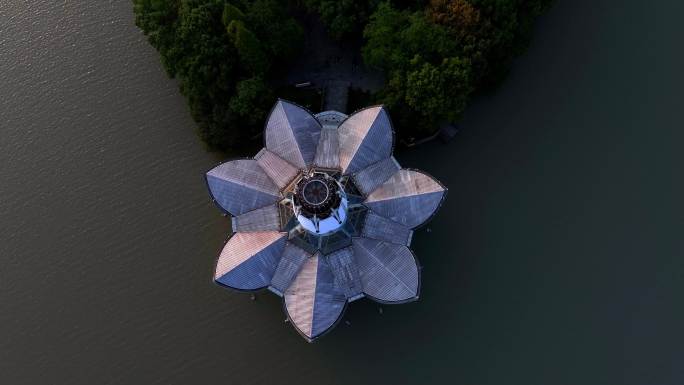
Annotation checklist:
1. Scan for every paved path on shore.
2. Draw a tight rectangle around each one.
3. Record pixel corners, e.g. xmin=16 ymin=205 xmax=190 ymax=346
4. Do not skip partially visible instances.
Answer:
xmin=285 ymin=16 xmax=383 ymax=113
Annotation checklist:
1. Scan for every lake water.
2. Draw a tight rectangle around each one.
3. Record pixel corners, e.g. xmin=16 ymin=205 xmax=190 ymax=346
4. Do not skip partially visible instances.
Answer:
xmin=1 ymin=1 xmax=683 ymax=384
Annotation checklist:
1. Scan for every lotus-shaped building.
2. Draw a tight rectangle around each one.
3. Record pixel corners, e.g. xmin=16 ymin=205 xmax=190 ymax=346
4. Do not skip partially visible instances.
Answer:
xmin=206 ymin=100 xmax=447 ymax=341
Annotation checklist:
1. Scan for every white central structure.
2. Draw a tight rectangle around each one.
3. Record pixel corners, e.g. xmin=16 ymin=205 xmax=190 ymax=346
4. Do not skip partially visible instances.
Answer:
xmin=292 ymin=171 xmax=349 ymax=235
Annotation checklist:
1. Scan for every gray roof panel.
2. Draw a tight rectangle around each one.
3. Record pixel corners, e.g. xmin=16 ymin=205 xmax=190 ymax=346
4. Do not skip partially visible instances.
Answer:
xmin=352 ymin=157 xmax=401 ymax=196
xmin=352 ymin=237 xmax=419 ymax=303
xmin=361 ymin=211 xmax=413 ymax=246
xmin=364 ymin=169 xmax=446 ymax=228
xmin=255 ymin=148 xmax=299 ymax=189
xmin=214 ymin=232 xmax=287 ymax=290
xmin=326 ymin=247 xmax=363 ymax=299
xmin=265 ymin=100 xmax=321 ymax=169
xmin=313 ymin=127 xmax=340 ymax=169
xmin=284 ymin=254 xmax=347 ymax=341
xmin=338 ymin=106 xmax=393 ymax=174
xmin=206 ymin=159 xmax=281 ymax=216
xmin=234 ymin=205 xmax=281 ymax=232
xmin=270 ymin=242 xmax=311 ymax=295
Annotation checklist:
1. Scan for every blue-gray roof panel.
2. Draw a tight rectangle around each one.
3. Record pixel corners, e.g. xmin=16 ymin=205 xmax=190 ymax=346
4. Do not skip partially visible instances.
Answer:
xmin=265 ymin=100 xmax=321 ymax=169
xmin=352 ymin=237 xmax=419 ymax=303
xmin=284 ymin=254 xmax=347 ymax=341
xmin=206 ymin=159 xmax=281 ymax=216
xmin=270 ymin=242 xmax=310 ymax=294
xmin=338 ymin=107 xmax=393 ymax=174
xmin=364 ymin=169 xmax=446 ymax=228
xmin=215 ymin=232 xmax=287 ymax=290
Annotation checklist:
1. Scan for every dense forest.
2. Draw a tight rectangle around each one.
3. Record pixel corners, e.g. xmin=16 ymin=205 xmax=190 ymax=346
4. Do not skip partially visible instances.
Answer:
xmin=133 ymin=0 xmax=553 ymax=151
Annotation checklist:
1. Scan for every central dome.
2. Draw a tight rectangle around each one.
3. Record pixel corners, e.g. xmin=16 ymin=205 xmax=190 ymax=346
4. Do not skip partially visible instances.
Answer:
xmin=292 ymin=171 xmax=347 ymax=235
xmin=294 ymin=174 xmax=340 ymax=217
xmin=302 ymin=179 xmax=328 ymax=205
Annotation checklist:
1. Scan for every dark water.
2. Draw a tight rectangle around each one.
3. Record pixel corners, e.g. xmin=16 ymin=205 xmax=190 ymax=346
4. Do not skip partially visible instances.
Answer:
xmin=1 ymin=1 xmax=683 ymax=384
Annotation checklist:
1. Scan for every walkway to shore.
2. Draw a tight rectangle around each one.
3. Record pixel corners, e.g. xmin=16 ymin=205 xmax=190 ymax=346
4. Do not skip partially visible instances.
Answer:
xmin=285 ymin=15 xmax=384 ymax=113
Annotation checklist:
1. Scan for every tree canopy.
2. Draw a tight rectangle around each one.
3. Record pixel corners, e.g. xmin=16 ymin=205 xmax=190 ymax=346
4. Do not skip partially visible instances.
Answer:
xmin=299 ymin=0 xmax=380 ymax=40
xmin=363 ymin=0 xmax=552 ymax=136
xmin=133 ymin=0 xmax=302 ymax=151
xmin=134 ymin=0 xmax=552 ymax=151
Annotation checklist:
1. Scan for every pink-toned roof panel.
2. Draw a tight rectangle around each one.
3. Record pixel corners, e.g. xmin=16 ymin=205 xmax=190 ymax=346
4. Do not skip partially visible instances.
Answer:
xmin=255 ymin=148 xmax=299 ymax=189
xmin=352 ymin=237 xmax=419 ymax=303
xmin=284 ymin=254 xmax=347 ymax=341
xmin=206 ymin=159 xmax=281 ymax=216
xmin=338 ymin=106 xmax=393 ymax=174
xmin=364 ymin=169 xmax=446 ymax=228
xmin=264 ymin=100 xmax=321 ymax=169
xmin=214 ymin=232 xmax=287 ymax=290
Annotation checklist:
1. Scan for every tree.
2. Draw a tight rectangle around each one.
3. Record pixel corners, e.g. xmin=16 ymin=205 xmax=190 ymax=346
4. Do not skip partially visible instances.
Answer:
xmin=301 ymin=0 xmax=380 ymax=40
xmin=222 ymin=2 xmax=245 ymax=24
xmin=363 ymin=0 xmax=552 ymax=140
xmin=363 ymin=3 xmax=454 ymax=70
xmin=429 ymin=0 xmax=553 ymax=86
xmin=427 ymin=0 xmax=492 ymax=83
xmin=363 ymin=2 xmax=470 ymax=136
xmin=405 ymin=56 xmax=472 ymax=123
xmin=133 ymin=0 xmax=303 ymax=151
xmin=362 ymin=2 xmax=409 ymax=70
xmin=134 ymin=0 xmax=551 ymax=149
xmin=229 ymin=76 xmax=273 ymax=127
xmin=245 ymin=0 xmax=303 ymax=59
xmin=226 ymin=20 xmax=269 ymax=74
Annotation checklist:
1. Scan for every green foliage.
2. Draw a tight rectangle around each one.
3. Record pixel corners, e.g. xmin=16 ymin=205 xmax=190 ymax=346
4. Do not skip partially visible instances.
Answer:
xmin=363 ymin=3 xmax=466 ymax=135
xmin=362 ymin=4 xmax=455 ymax=69
xmin=380 ymin=55 xmax=472 ymax=137
xmin=364 ymin=0 xmax=552 ymax=137
xmin=133 ymin=0 xmax=303 ymax=151
xmin=245 ymin=0 xmax=303 ymax=59
xmin=301 ymin=0 xmax=380 ymax=40
xmin=432 ymin=0 xmax=554 ymax=85
xmin=134 ymin=0 xmax=550 ymax=149
xmin=360 ymin=3 xmax=407 ymax=69
xmin=226 ymin=20 xmax=269 ymax=74
xmin=405 ymin=57 xmax=472 ymax=122
xmin=222 ymin=3 xmax=245 ymax=24
xmin=229 ymin=76 xmax=273 ymax=126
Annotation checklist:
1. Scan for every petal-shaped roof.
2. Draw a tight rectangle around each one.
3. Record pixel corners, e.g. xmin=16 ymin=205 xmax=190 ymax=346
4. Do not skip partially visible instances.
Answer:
xmin=255 ymin=148 xmax=299 ymax=189
xmin=233 ymin=205 xmax=280 ymax=232
xmin=206 ymin=100 xmax=448 ymax=342
xmin=352 ymin=237 xmax=420 ymax=303
xmin=214 ymin=232 xmax=287 ymax=291
xmin=284 ymin=253 xmax=347 ymax=341
xmin=361 ymin=211 xmax=413 ymax=246
xmin=352 ymin=156 xmax=401 ymax=196
xmin=265 ymin=100 xmax=321 ymax=169
xmin=206 ymin=159 xmax=281 ymax=216
xmin=338 ymin=106 xmax=394 ymax=174
xmin=364 ymin=169 xmax=446 ymax=228
xmin=269 ymin=242 xmax=310 ymax=295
